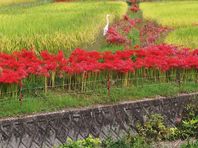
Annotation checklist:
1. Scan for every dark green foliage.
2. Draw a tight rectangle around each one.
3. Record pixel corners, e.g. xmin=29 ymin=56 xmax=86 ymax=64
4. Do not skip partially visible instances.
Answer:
xmin=135 ymin=102 xmax=198 ymax=141
xmin=128 ymin=28 xmax=140 ymax=47
xmin=102 ymin=135 xmax=150 ymax=148
xmin=59 ymin=135 xmax=151 ymax=148
xmin=59 ymin=135 xmax=101 ymax=148
xmin=181 ymin=139 xmax=198 ymax=148
xmin=177 ymin=103 xmax=198 ymax=139
xmin=136 ymin=114 xmax=173 ymax=141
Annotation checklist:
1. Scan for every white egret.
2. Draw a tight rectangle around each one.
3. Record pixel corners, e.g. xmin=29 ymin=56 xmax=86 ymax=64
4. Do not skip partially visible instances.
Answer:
xmin=103 ymin=14 xmax=110 ymax=36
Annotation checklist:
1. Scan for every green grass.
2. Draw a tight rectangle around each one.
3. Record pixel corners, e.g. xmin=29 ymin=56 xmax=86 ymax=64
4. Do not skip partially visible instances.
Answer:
xmin=1 ymin=82 xmax=198 ymax=118
xmin=140 ymin=1 xmax=198 ymax=48
xmin=98 ymin=44 xmax=125 ymax=52
xmin=0 ymin=1 xmax=127 ymax=53
xmin=181 ymin=140 xmax=198 ymax=148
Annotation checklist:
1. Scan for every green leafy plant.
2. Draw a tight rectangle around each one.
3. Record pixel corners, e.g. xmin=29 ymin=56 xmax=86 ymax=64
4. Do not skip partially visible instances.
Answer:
xmin=167 ymin=127 xmax=181 ymax=141
xmin=179 ymin=116 xmax=198 ymax=139
xmin=102 ymin=135 xmax=150 ymax=148
xmin=59 ymin=134 xmax=151 ymax=148
xmin=181 ymin=139 xmax=198 ymax=148
xmin=102 ymin=137 xmax=130 ymax=148
xmin=129 ymin=136 xmax=151 ymax=148
xmin=177 ymin=103 xmax=198 ymax=139
xmin=59 ymin=135 xmax=101 ymax=148
xmin=136 ymin=114 xmax=173 ymax=141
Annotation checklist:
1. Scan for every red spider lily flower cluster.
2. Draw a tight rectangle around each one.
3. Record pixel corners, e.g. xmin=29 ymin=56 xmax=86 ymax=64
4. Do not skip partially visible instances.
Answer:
xmin=130 ymin=4 xmax=140 ymax=13
xmin=1 ymin=44 xmax=198 ymax=99
xmin=140 ymin=21 xmax=171 ymax=47
xmin=125 ymin=0 xmax=170 ymax=48
xmin=106 ymin=14 xmax=141 ymax=47
xmin=130 ymin=0 xmax=140 ymax=13
xmin=106 ymin=27 xmax=127 ymax=44
xmin=1 ymin=44 xmax=198 ymax=86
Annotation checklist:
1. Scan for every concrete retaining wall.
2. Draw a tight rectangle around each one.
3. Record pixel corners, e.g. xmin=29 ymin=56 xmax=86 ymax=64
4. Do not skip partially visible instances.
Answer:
xmin=0 ymin=93 xmax=197 ymax=148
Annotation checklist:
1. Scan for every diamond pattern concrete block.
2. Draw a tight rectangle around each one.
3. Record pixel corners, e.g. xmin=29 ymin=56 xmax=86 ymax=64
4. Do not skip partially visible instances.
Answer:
xmin=62 ymin=113 xmax=71 ymax=127
xmin=45 ymin=126 xmax=56 ymax=146
xmin=37 ymin=120 xmax=48 ymax=131
xmin=56 ymin=126 xmax=68 ymax=143
xmin=0 ymin=132 xmax=5 ymax=143
xmin=42 ymin=142 xmax=51 ymax=148
xmin=14 ymin=122 xmax=24 ymax=136
xmin=30 ymin=142 xmax=40 ymax=148
xmin=117 ymin=129 xmax=128 ymax=138
xmin=1 ymin=124 xmax=12 ymax=140
xmin=94 ymin=111 xmax=103 ymax=125
xmin=77 ymin=133 xmax=84 ymax=140
xmin=53 ymin=138 xmax=62 ymax=147
xmin=6 ymin=144 xmax=14 ymax=148
xmin=101 ymin=125 xmax=111 ymax=136
xmin=18 ymin=143 xmax=27 ymax=148
xmin=89 ymin=125 xmax=100 ymax=137
xmin=79 ymin=127 xmax=89 ymax=138
xmin=9 ymin=134 xmax=20 ymax=148
xmin=99 ymin=131 xmax=108 ymax=140
xmin=24 ymin=121 xmax=36 ymax=135
xmin=48 ymin=119 xmax=59 ymax=130
xmin=21 ymin=133 xmax=32 ymax=148
xmin=1 ymin=144 xmax=7 ymax=148
xmin=33 ymin=128 xmax=45 ymax=147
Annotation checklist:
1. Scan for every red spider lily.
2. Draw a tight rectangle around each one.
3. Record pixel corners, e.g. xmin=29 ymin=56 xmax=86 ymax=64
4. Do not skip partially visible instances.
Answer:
xmin=124 ymin=15 xmax=130 ymax=21
xmin=0 ymin=68 xmax=26 ymax=84
xmin=130 ymin=4 xmax=140 ymax=12
xmin=113 ymin=59 xmax=135 ymax=73
xmin=123 ymin=15 xmax=137 ymax=27
xmin=115 ymin=50 xmax=134 ymax=60
xmin=140 ymin=21 xmax=171 ymax=47
xmin=106 ymin=27 xmax=127 ymax=44
xmin=131 ymin=0 xmax=137 ymax=3
xmin=68 ymin=48 xmax=102 ymax=74
xmin=41 ymin=50 xmax=58 ymax=71
xmin=0 ymin=44 xmax=198 ymax=98
xmin=14 ymin=49 xmax=47 ymax=77
xmin=107 ymin=13 xmax=142 ymax=48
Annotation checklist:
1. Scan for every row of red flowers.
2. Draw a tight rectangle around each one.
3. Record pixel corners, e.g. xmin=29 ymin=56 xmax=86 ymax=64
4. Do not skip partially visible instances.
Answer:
xmin=0 ymin=44 xmax=198 ymax=85
xmin=105 ymin=1 xmax=141 ymax=46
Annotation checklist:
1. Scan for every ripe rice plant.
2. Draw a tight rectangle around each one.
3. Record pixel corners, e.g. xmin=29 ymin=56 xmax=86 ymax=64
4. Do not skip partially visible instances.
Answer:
xmin=140 ymin=1 xmax=198 ymax=48
xmin=165 ymin=26 xmax=198 ymax=49
xmin=140 ymin=1 xmax=198 ymax=27
xmin=0 ymin=1 xmax=128 ymax=53
xmin=0 ymin=0 xmax=36 ymax=6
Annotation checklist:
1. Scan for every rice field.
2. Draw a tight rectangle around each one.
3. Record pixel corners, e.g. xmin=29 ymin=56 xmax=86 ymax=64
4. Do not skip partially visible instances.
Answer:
xmin=165 ymin=26 xmax=198 ymax=49
xmin=0 ymin=1 xmax=128 ymax=53
xmin=140 ymin=1 xmax=198 ymax=27
xmin=0 ymin=0 xmax=36 ymax=6
xmin=140 ymin=1 xmax=198 ymax=48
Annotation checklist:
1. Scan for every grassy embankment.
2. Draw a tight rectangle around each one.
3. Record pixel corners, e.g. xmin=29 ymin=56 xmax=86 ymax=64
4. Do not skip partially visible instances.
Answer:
xmin=1 ymin=82 xmax=198 ymax=118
